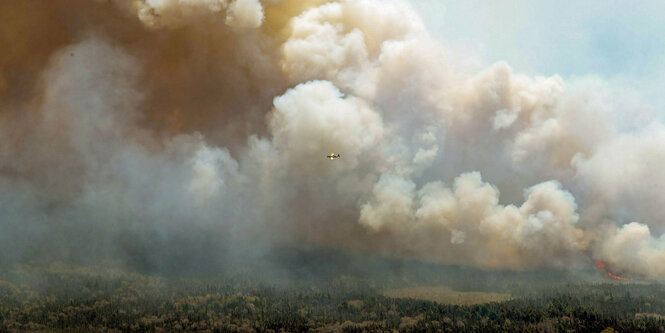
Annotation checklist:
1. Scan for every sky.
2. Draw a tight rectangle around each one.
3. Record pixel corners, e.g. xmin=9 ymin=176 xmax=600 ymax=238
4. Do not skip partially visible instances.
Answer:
xmin=409 ymin=0 xmax=665 ymax=78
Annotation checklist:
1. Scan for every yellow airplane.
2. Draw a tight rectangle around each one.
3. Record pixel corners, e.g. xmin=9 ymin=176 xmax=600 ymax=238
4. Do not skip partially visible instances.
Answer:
xmin=326 ymin=153 xmax=340 ymax=160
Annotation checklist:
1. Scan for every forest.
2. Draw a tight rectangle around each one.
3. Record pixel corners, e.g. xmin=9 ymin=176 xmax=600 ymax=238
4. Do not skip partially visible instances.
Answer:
xmin=1 ymin=250 xmax=664 ymax=332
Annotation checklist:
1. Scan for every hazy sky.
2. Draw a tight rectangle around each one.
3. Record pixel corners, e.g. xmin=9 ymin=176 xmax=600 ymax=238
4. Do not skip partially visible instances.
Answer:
xmin=409 ymin=0 xmax=665 ymax=78
xmin=407 ymin=0 xmax=665 ymax=129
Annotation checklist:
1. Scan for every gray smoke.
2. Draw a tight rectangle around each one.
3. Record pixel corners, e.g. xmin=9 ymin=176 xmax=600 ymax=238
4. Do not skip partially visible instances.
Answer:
xmin=0 ymin=0 xmax=664 ymax=279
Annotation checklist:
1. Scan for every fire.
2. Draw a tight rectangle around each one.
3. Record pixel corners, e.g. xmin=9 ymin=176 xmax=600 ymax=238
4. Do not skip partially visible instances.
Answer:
xmin=595 ymin=261 xmax=634 ymax=281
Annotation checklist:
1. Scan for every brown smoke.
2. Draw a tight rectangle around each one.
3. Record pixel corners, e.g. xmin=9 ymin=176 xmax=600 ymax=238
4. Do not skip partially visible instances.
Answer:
xmin=0 ymin=0 xmax=664 ymax=279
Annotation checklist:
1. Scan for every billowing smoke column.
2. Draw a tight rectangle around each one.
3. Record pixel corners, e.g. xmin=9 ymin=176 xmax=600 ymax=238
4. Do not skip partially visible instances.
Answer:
xmin=1 ymin=0 xmax=664 ymax=278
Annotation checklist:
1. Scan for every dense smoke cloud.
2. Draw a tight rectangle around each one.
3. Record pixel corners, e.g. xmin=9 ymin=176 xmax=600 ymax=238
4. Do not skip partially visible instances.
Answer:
xmin=359 ymin=173 xmax=587 ymax=269
xmin=117 ymin=0 xmax=265 ymax=29
xmin=0 ymin=0 xmax=664 ymax=279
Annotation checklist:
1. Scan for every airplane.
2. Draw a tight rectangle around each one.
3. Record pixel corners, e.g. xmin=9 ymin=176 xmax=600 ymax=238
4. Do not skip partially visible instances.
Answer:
xmin=326 ymin=153 xmax=340 ymax=160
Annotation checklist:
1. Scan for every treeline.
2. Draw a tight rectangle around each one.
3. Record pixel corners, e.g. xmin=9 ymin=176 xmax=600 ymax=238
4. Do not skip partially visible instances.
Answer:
xmin=0 ymin=264 xmax=664 ymax=332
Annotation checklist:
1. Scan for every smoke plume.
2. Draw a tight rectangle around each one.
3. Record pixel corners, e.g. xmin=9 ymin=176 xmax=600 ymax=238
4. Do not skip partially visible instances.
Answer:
xmin=1 ymin=0 xmax=664 ymax=279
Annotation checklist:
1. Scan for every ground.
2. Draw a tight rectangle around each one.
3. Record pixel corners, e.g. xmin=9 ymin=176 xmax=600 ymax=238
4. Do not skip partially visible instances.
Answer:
xmin=382 ymin=285 xmax=512 ymax=305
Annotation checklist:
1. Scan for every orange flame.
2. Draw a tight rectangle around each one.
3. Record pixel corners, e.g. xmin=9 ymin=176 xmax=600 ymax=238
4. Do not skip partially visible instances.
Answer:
xmin=595 ymin=261 xmax=634 ymax=281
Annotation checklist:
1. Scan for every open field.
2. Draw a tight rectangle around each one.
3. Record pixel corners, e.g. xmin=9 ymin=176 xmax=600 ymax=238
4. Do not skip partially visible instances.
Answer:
xmin=382 ymin=286 xmax=512 ymax=305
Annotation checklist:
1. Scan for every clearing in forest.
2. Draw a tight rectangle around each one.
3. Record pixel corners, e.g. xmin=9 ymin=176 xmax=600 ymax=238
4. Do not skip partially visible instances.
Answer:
xmin=382 ymin=286 xmax=511 ymax=305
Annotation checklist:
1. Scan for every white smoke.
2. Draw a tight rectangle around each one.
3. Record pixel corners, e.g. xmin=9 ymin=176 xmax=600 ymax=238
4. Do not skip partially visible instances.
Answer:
xmin=0 ymin=0 xmax=664 ymax=279
xmin=359 ymin=172 xmax=587 ymax=269
xmin=118 ymin=0 xmax=264 ymax=29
